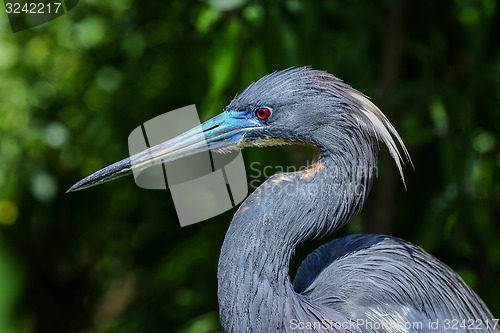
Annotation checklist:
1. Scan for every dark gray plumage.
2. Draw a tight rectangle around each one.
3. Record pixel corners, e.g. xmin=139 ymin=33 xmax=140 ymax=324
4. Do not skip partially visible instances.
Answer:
xmin=68 ymin=67 xmax=498 ymax=332
xmin=216 ymin=68 xmax=498 ymax=332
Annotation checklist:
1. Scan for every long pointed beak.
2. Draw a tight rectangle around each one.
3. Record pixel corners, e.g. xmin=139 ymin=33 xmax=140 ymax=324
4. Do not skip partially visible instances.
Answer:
xmin=66 ymin=111 xmax=259 ymax=192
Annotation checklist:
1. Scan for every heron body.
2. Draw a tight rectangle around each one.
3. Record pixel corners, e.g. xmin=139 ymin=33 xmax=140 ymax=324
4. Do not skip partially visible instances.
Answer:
xmin=216 ymin=68 xmax=496 ymax=332
xmin=68 ymin=67 xmax=498 ymax=332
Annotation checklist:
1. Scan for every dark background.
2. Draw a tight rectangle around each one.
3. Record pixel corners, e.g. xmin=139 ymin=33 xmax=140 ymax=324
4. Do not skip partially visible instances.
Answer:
xmin=0 ymin=0 xmax=499 ymax=332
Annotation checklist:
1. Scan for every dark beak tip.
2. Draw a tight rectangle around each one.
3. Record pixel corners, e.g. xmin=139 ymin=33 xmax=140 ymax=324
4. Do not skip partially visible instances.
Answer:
xmin=66 ymin=183 xmax=81 ymax=193
xmin=66 ymin=178 xmax=93 ymax=193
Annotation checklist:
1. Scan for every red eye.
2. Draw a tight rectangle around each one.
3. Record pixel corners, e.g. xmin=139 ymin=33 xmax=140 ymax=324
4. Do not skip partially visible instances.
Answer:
xmin=255 ymin=107 xmax=271 ymax=120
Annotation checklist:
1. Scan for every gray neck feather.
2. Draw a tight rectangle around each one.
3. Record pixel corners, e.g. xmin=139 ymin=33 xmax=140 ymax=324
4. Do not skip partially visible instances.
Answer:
xmin=218 ymin=122 xmax=377 ymax=332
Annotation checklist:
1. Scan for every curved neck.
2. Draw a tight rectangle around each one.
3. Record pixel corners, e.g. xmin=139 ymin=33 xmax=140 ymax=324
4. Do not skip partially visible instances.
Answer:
xmin=218 ymin=130 xmax=377 ymax=332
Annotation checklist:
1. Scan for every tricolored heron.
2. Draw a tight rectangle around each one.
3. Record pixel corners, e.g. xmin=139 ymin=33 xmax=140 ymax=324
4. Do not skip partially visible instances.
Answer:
xmin=68 ymin=68 xmax=498 ymax=332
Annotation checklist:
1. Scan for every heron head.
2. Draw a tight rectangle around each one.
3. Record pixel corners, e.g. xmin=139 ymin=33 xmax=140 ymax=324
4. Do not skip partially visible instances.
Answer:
xmin=219 ymin=67 xmax=410 ymax=176
xmin=221 ymin=67 xmax=361 ymax=149
xmin=67 ymin=67 xmax=410 ymax=192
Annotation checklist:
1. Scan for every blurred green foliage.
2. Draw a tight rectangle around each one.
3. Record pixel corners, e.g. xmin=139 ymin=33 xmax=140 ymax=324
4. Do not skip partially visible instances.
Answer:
xmin=0 ymin=0 xmax=499 ymax=332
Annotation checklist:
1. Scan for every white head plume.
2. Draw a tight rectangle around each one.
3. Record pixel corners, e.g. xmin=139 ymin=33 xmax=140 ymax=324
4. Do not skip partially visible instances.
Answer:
xmin=347 ymin=90 xmax=412 ymax=185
